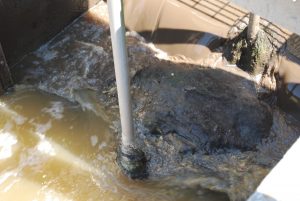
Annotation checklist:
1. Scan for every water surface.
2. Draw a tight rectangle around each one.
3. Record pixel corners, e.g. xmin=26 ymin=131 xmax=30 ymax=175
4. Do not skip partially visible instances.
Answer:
xmin=0 ymin=87 xmax=228 ymax=201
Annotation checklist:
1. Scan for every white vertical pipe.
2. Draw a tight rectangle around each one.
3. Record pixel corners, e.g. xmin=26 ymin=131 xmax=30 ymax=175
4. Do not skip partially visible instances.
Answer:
xmin=247 ymin=13 xmax=260 ymax=42
xmin=107 ymin=0 xmax=135 ymax=147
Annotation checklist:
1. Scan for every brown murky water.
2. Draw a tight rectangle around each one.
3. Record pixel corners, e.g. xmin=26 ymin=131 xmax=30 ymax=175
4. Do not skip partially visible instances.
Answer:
xmin=1 ymin=1 xmax=300 ymax=200
xmin=277 ymin=53 xmax=300 ymax=118
xmin=0 ymin=87 xmax=228 ymax=201
xmin=124 ymin=0 xmax=231 ymax=62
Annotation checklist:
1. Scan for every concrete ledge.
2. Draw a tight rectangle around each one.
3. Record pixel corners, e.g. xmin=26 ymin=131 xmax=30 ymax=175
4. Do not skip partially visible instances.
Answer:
xmin=248 ymin=138 xmax=300 ymax=201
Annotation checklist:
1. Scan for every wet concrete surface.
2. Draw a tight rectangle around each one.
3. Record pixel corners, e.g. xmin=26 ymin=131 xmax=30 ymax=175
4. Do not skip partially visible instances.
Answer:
xmin=8 ymin=2 xmax=300 ymax=200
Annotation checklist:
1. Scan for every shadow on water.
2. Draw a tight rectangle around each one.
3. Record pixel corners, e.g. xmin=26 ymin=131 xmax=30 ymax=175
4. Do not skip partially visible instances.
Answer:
xmin=123 ymin=0 xmax=238 ymax=60
xmin=277 ymin=48 xmax=300 ymax=119
xmin=138 ymin=28 xmax=225 ymax=52
xmin=0 ymin=0 xmax=99 ymax=65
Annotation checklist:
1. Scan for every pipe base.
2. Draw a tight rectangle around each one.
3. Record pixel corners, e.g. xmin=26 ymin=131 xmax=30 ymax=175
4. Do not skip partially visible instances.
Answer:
xmin=117 ymin=145 xmax=148 ymax=179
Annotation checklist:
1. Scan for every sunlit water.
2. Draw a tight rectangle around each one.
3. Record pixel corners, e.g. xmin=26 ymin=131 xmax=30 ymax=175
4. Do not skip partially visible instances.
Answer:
xmin=0 ymin=87 xmax=227 ymax=201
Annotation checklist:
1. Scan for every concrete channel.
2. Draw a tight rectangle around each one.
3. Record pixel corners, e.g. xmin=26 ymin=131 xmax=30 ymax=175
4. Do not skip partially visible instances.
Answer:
xmin=0 ymin=0 xmax=299 ymax=200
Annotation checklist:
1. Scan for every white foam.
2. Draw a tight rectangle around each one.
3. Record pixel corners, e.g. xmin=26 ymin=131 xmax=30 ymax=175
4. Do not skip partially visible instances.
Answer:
xmin=0 ymin=101 xmax=6 ymax=107
xmin=125 ymin=31 xmax=170 ymax=60
xmin=35 ymin=121 xmax=52 ymax=134
xmin=0 ymin=171 xmax=17 ymax=185
xmin=42 ymin=101 xmax=64 ymax=120
xmin=126 ymin=31 xmax=146 ymax=42
xmin=14 ymin=115 xmax=27 ymax=125
xmin=33 ymin=121 xmax=52 ymax=139
xmin=90 ymin=135 xmax=98 ymax=147
xmin=0 ymin=132 xmax=18 ymax=160
xmin=44 ymin=191 xmax=66 ymax=201
xmin=0 ymin=101 xmax=27 ymax=125
xmin=18 ymin=148 xmax=47 ymax=169
xmin=35 ymin=44 xmax=58 ymax=62
xmin=2 ymin=177 xmax=20 ymax=193
xmin=254 ymin=74 xmax=262 ymax=84
xmin=98 ymin=142 xmax=107 ymax=150
xmin=146 ymin=43 xmax=169 ymax=60
xmin=37 ymin=140 xmax=56 ymax=156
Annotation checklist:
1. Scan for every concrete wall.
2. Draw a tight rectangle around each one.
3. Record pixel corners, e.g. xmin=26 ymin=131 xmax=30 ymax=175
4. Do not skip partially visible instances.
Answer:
xmin=248 ymin=138 xmax=300 ymax=201
xmin=0 ymin=0 xmax=99 ymax=65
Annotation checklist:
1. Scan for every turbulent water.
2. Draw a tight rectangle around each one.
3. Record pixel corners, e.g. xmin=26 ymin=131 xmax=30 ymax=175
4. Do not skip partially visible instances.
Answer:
xmin=1 ymin=1 xmax=300 ymax=201
xmin=0 ymin=87 xmax=229 ymax=201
